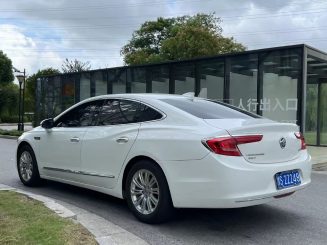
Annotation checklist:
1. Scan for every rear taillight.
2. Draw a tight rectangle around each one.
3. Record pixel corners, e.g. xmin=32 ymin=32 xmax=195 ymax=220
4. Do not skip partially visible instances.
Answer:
xmin=294 ymin=132 xmax=306 ymax=150
xmin=203 ymin=135 xmax=263 ymax=156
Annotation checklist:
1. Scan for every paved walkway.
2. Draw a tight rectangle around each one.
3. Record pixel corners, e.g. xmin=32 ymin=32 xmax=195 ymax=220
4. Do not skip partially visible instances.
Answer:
xmin=308 ymin=146 xmax=327 ymax=171
xmin=0 ymin=123 xmax=33 ymax=131
xmin=308 ymin=146 xmax=327 ymax=164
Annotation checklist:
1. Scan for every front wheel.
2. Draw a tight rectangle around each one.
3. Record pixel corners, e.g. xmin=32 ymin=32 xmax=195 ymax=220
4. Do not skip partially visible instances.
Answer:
xmin=125 ymin=160 xmax=174 ymax=223
xmin=17 ymin=145 xmax=42 ymax=186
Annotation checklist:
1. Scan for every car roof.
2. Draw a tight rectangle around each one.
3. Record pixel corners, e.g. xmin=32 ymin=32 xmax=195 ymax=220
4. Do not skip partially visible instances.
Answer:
xmin=55 ymin=93 xmax=200 ymax=122
xmin=82 ymin=93 xmax=194 ymax=102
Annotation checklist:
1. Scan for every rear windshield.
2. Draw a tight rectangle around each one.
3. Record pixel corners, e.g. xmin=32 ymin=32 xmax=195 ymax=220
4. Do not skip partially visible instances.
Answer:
xmin=161 ymin=98 xmax=261 ymax=119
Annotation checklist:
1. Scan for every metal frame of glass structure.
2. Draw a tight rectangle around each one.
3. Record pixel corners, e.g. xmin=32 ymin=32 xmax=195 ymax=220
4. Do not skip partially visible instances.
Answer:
xmin=36 ymin=44 xmax=327 ymax=146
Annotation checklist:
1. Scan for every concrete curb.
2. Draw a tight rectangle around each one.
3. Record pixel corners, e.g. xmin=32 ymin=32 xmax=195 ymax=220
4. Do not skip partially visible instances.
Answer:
xmin=312 ymin=162 xmax=327 ymax=171
xmin=0 ymin=184 xmax=76 ymax=218
xmin=0 ymin=184 xmax=148 ymax=245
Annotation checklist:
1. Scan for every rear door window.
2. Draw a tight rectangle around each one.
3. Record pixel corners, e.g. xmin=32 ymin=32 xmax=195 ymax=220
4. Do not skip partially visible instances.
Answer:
xmin=97 ymin=99 xmax=163 ymax=125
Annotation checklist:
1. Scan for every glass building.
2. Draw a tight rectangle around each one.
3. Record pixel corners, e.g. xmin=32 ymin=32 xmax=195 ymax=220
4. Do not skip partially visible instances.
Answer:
xmin=36 ymin=44 xmax=327 ymax=146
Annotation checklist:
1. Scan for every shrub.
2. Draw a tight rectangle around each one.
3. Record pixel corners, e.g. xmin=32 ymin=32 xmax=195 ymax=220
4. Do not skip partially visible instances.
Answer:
xmin=0 ymin=115 xmax=19 ymax=123
xmin=0 ymin=129 xmax=22 ymax=136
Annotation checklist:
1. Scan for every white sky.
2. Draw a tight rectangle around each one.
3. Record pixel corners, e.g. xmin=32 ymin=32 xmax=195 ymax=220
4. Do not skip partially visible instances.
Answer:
xmin=0 ymin=0 xmax=326 ymax=74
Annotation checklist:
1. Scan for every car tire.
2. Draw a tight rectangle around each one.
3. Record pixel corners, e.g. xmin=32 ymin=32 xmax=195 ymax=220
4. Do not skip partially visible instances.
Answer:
xmin=17 ymin=145 xmax=42 ymax=186
xmin=125 ymin=159 xmax=174 ymax=224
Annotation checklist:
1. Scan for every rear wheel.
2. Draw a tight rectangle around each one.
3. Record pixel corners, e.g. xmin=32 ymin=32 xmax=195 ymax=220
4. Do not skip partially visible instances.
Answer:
xmin=125 ymin=160 xmax=174 ymax=223
xmin=17 ymin=145 xmax=42 ymax=186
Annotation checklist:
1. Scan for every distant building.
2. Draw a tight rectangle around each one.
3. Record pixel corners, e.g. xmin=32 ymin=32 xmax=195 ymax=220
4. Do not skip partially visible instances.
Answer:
xmin=36 ymin=44 xmax=327 ymax=146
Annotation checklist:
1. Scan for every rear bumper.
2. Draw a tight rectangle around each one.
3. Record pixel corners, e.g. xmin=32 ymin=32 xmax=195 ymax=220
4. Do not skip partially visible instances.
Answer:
xmin=163 ymin=151 xmax=312 ymax=208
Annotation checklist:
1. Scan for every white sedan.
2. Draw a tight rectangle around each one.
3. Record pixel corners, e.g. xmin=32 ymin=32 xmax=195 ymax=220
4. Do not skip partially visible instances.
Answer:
xmin=16 ymin=93 xmax=312 ymax=223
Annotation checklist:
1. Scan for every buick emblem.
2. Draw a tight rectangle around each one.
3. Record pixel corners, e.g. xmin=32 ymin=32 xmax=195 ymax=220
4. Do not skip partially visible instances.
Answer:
xmin=279 ymin=137 xmax=286 ymax=149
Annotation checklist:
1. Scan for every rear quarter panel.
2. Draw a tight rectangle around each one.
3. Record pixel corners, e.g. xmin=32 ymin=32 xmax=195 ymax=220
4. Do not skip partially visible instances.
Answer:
xmin=131 ymin=121 xmax=219 ymax=161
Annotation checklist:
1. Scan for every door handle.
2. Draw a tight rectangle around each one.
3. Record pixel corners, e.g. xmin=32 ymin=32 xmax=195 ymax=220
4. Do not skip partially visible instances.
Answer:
xmin=70 ymin=137 xmax=80 ymax=143
xmin=116 ymin=136 xmax=129 ymax=144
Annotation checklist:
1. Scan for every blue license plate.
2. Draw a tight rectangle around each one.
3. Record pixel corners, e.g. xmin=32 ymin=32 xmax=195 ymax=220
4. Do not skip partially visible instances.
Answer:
xmin=275 ymin=170 xmax=301 ymax=190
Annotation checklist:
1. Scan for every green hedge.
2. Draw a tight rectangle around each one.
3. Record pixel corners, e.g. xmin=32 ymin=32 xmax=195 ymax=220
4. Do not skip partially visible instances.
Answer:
xmin=0 ymin=115 xmax=19 ymax=123
xmin=0 ymin=129 xmax=23 ymax=137
xmin=0 ymin=115 xmax=33 ymax=123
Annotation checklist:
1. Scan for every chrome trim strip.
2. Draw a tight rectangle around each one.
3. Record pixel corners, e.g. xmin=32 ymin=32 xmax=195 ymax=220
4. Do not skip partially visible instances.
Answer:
xmin=235 ymin=195 xmax=273 ymax=203
xmin=43 ymin=167 xmax=115 ymax=178
xmin=246 ymin=153 xmax=265 ymax=156
xmin=230 ymin=134 xmax=264 ymax=138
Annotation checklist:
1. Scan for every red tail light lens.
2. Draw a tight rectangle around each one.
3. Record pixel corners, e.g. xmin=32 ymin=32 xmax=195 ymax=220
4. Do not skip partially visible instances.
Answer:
xmin=204 ymin=135 xmax=263 ymax=156
xmin=294 ymin=132 xmax=306 ymax=150
xmin=205 ymin=137 xmax=240 ymax=156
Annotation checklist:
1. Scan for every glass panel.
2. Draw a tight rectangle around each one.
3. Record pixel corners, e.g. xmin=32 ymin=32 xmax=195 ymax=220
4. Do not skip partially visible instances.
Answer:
xmin=39 ymin=77 xmax=47 ymax=121
xmin=198 ymin=59 xmax=224 ymax=100
xmin=129 ymin=68 xmax=146 ymax=93
xmin=93 ymin=71 xmax=107 ymax=96
xmin=150 ymin=65 xmax=169 ymax=93
xmin=230 ymin=54 xmax=258 ymax=113
xmin=320 ymin=83 xmax=327 ymax=145
xmin=62 ymin=75 xmax=75 ymax=110
xmin=35 ymin=78 xmax=42 ymax=124
xmin=80 ymin=73 xmax=90 ymax=101
xmin=97 ymin=99 xmax=162 ymax=125
xmin=55 ymin=101 xmax=102 ymax=127
xmin=52 ymin=76 xmax=62 ymax=116
xmin=307 ymin=54 xmax=327 ymax=145
xmin=110 ymin=69 xmax=126 ymax=94
xmin=262 ymin=49 xmax=301 ymax=124
xmin=43 ymin=76 xmax=61 ymax=118
xmin=304 ymin=84 xmax=318 ymax=145
xmin=137 ymin=106 xmax=163 ymax=122
xmin=97 ymin=99 xmax=127 ymax=125
xmin=174 ymin=63 xmax=195 ymax=94
xmin=119 ymin=100 xmax=162 ymax=122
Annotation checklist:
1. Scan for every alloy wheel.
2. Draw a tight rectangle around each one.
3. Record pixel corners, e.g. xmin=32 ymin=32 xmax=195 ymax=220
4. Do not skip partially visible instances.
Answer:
xmin=130 ymin=169 xmax=160 ymax=215
xmin=19 ymin=151 xmax=33 ymax=182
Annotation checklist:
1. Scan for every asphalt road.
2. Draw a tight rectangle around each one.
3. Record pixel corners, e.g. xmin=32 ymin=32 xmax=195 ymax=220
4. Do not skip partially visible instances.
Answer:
xmin=1 ymin=138 xmax=326 ymax=245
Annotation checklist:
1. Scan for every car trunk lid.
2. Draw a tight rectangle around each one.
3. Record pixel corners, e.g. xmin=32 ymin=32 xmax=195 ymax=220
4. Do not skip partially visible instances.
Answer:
xmin=204 ymin=119 xmax=302 ymax=164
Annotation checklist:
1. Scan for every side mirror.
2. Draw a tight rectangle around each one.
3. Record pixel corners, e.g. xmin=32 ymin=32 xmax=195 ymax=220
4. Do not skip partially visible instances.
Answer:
xmin=41 ymin=118 xmax=54 ymax=129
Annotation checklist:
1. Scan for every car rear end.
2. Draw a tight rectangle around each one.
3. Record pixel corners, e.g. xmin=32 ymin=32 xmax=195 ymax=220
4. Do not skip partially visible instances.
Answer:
xmin=198 ymin=119 xmax=311 ymax=208
xmin=159 ymin=97 xmax=312 ymax=208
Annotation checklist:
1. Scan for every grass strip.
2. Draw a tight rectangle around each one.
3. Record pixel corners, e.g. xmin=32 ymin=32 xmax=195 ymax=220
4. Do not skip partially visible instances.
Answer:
xmin=0 ymin=191 xmax=97 ymax=245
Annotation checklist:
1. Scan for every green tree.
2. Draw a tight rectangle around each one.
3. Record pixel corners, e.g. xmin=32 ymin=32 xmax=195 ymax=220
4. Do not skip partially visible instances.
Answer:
xmin=121 ymin=13 xmax=246 ymax=65
xmin=25 ymin=68 xmax=60 ymax=113
xmin=0 ymin=50 xmax=14 ymax=84
xmin=0 ymin=51 xmax=16 ymax=122
xmin=61 ymin=58 xmax=91 ymax=73
xmin=0 ymin=83 xmax=19 ymax=122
